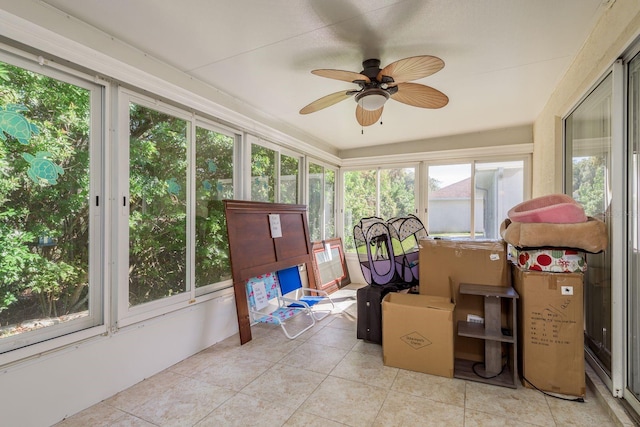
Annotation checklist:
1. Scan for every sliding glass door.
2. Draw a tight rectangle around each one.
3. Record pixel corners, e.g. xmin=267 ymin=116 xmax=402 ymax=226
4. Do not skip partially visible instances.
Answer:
xmin=628 ymin=51 xmax=640 ymax=403
xmin=564 ymin=73 xmax=613 ymax=375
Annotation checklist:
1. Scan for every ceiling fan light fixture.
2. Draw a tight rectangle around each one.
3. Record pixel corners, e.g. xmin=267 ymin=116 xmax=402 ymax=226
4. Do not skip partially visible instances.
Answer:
xmin=355 ymin=88 xmax=389 ymax=111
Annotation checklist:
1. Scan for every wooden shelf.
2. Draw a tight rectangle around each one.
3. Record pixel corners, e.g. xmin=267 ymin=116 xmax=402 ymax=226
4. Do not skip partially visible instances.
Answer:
xmin=459 ymin=283 xmax=519 ymax=299
xmin=454 ymin=282 xmax=519 ymax=388
xmin=457 ymin=321 xmax=514 ymax=343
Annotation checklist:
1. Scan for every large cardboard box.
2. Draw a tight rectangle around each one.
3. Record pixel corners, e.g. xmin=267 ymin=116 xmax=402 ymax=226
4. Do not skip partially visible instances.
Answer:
xmin=382 ymin=292 xmax=455 ymax=378
xmin=419 ymin=238 xmax=509 ymax=361
xmin=512 ymin=266 xmax=585 ymax=397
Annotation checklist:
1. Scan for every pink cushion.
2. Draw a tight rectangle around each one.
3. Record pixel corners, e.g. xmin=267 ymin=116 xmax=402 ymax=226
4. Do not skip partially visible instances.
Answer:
xmin=508 ymin=194 xmax=587 ymax=224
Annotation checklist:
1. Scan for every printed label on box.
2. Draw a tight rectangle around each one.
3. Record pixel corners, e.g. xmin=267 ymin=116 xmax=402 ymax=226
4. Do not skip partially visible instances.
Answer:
xmin=400 ymin=332 xmax=432 ymax=350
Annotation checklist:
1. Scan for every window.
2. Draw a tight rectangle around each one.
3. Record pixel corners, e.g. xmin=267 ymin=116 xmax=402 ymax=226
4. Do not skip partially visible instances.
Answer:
xmin=428 ymin=164 xmax=472 ymax=237
xmin=324 ymin=168 xmax=336 ymax=238
xmin=251 ymin=143 xmax=275 ymax=202
xmin=195 ymin=124 xmax=235 ymax=291
xmin=475 ymin=161 xmax=524 ymax=239
xmin=630 ymin=50 xmax=640 ymax=405
xmin=127 ymin=102 xmax=189 ymax=307
xmin=343 ymin=167 xmax=417 ymax=251
xmin=0 ymin=56 xmax=103 ymax=353
xmin=379 ymin=167 xmax=416 ymax=219
xmin=565 ymin=73 xmax=613 ymax=374
xmin=343 ymin=169 xmax=377 ymax=251
xmin=427 ymin=161 xmax=523 ymax=239
xmin=118 ymin=92 xmax=239 ymax=323
xmin=308 ymin=161 xmax=336 ymax=241
xmin=280 ymin=153 xmax=299 ymax=204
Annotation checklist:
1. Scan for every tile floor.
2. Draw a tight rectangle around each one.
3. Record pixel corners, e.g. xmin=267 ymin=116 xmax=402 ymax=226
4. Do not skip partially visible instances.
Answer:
xmin=57 ymin=284 xmax=624 ymax=427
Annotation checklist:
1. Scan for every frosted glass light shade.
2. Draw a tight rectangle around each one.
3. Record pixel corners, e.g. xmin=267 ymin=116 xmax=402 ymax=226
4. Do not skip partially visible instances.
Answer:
xmin=355 ymin=89 xmax=389 ymax=111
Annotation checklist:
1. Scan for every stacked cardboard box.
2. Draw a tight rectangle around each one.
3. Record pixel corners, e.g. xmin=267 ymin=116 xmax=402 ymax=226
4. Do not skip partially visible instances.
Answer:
xmin=418 ymin=238 xmax=509 ymax=362
xmin=512 ymin=265 xmax=585 ymax=397
xmin=381 ymin=292 xmax=455 ymax=378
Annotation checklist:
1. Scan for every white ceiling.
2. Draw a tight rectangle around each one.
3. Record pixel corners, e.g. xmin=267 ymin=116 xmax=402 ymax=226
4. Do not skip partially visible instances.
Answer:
xmin=41 ymin=0 xmax=606 ymax=153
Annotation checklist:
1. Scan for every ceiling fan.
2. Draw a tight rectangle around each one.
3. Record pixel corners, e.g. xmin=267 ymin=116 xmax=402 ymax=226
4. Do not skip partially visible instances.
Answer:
xmin=299 ymin=55 xmax=449 ymax=127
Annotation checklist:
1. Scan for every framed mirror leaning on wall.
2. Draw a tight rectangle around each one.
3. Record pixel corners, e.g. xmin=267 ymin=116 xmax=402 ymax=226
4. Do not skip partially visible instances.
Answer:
xmin=311 ymin=238 xmax=350 ymax=294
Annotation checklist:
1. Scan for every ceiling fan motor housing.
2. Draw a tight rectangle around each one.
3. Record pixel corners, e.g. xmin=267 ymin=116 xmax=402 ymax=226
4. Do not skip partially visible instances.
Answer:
xmin=361 ymin=58 xmax=382 ymax=80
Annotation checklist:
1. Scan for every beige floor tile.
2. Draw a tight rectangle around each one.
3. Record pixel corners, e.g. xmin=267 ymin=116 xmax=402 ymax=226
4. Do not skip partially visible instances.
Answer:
xmin=301 ymin=375 xmax=389 ymax=427
xmin=324 ymin=312 xmax=358 ymax=331
xmin=241 ymin=363 xmax=326 ymax=409
xmin=195 ymin=392 xmax=296 ymax=427
xmin=306 ymin=324 xmax=359 ymax=350
xmin=343 ymin=300 xmax=358 ymax=317
xmin=106 ymin=413 xmax=158 ymax=427
xmin=373 ymin=389 xmax=465 ymax=426
xmin=196 ymin=352 xmax=274 ymax=391
xmin=55 ymin=402 xmax=133 ymax=427
xmin=233 ymin=332 xmax=301 ymax=362
xmin=352 ymin=339 xmax=384 ymax=356
xmin=330 ymin=350 xmax=399 ymax=389
xmin=105 ymin=370 xmax=187 ymax=412
xmin=545 ymin=389 xmax=616 ymax=426
xmin=464 ymin=409 xmax=540 ymax=426
xmin=168 ymin=351 xmax=217 ymax=376
xmin=282 ymin=410 xmax=346 ymax=426
xmin=465 ymin=382 xmax=555 ymax=427
xmin=52 ymin=301 xmax=623 ymax=427
xmin=279 ymin=341 xmax=349 ymax=374
xmin=129 ymin=376 xmax=234 ymax=426
xmin=391 ymin=369 xmax=466 ymax=408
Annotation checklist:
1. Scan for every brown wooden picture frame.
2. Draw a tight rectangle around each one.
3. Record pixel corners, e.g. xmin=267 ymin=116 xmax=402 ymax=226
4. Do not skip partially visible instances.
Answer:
xmin=310 ymin=237 xmax=350 ymax=294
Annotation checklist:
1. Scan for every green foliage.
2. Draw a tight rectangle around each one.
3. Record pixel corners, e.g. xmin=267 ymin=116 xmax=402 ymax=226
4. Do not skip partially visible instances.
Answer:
xmin=128 ymin=104 xmax=188 ymax=306
xmin=194 ymin=126 xmax=234 ymax=286
xmin=343 ymin=170 xmax=377 ymax=250
xmin=343 ymin=168 xmax=418 ymax=251
xmin=0 ymin=61 xmax=90 ymax=327
xmin=251 ymin=144 xmax=275 ymax=202
xmin=572 ymin=156 xmax=606 ymax=216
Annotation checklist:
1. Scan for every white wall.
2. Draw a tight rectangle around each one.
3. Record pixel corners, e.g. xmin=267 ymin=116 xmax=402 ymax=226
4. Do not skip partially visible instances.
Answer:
xmin=0 ymin=294 xmax=238 ymax=426
xmin=532 ymin=0 xmax=640 ymax=196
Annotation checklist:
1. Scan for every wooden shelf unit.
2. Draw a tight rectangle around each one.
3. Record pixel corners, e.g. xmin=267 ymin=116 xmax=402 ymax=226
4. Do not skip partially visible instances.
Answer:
xmin=454 ymin=283 xmax=519 ymax=388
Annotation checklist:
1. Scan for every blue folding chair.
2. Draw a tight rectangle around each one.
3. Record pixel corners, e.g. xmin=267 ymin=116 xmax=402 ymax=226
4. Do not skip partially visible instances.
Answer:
xmin=277 ymin=266 xmax=335 ymax=321
xmin=245 ymin=272 xmax=315 ymax=339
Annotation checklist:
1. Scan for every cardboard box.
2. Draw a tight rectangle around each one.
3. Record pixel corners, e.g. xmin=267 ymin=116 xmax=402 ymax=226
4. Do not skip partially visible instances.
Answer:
xmin=508 ymin=245 xmax=587 ymax=273
xmin=382 ymin=292 xmax=455 ymax=378
xmin=419 ymin=238 xmax=509 ymax=361
xmin=512 ymin=266 xmax=585 ymax=397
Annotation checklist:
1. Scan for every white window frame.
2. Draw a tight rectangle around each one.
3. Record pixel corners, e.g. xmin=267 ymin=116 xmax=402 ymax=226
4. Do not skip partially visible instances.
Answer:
xmin=0 ymin=48 xmax=107 ymax=364
xmin=193 ymin=117 xmax=240 ymax=297
xmin=115 ymin=89 xmax=194 ymax=326
xmin=307 ymin=158 xmax=338 ymax=241
xmin=423 ymin=156 xmax=529 ymax=239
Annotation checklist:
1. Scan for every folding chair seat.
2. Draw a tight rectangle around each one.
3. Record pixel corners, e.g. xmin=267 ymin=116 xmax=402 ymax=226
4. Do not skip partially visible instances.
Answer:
xmin=276 ymin=266 xmax=335 ymax=321
xmin=245 ymin=272 xmax=315 ymax=339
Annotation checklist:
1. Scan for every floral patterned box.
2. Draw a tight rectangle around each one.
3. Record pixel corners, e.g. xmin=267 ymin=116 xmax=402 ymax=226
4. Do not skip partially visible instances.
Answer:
xmin=507 ymin=245 xmax=587 ymax=273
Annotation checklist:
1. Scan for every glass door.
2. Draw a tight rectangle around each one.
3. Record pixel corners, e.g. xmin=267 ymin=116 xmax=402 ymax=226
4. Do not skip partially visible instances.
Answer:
xmin=564 ymin=73 xmax=613 ymax=375
xmin=628 ymin=51 xmax=640 ymax=403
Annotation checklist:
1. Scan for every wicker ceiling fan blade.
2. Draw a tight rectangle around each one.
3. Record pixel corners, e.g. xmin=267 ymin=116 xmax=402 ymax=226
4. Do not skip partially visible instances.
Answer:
xmin=390 ymin=82 xmax=449 ymax=108
xmin=378 ymin=55 xmax=444 ymax=83
xmin=311 ymin=69 xmax=371 ymax=84
xmin=300 ymin=91 xmax=354 ymax=114
xmin=356 ymin=104 xmax=383 ymax=126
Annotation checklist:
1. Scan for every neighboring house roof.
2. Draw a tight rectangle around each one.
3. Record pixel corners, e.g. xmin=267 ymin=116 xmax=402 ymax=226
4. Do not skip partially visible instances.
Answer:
xmin=431 ymin=177 xmax=471 ymax=199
